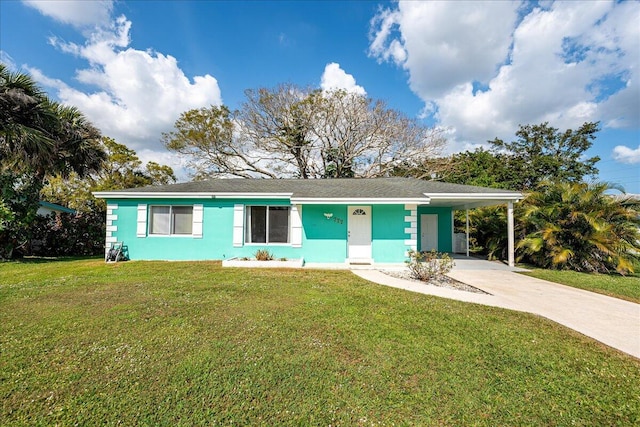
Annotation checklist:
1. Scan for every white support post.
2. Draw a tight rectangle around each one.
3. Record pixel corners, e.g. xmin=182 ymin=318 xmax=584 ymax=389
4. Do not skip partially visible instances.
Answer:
xmin=465 ymin=208 xmax=470 ymax=258
xmin=507 ymin=201 xmax=515 ymax=267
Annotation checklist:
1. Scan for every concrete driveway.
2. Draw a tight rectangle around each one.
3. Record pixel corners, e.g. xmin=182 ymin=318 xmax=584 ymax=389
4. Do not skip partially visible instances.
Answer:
xmin=353 ymin=260 xmax=640 ymax=359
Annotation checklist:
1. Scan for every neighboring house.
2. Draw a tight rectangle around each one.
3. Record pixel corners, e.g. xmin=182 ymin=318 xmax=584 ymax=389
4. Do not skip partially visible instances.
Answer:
xmin=93 ymin=177 xmax=522 ymax=266
xmin=37 ymin=201 xmax=76 ymax=216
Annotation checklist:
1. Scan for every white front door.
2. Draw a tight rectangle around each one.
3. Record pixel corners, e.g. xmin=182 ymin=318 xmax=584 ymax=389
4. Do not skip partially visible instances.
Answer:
xmin=348 ymin=206 xmax=372 ymax=260
xmin=420 ymin=214 xmax=438 ymax=251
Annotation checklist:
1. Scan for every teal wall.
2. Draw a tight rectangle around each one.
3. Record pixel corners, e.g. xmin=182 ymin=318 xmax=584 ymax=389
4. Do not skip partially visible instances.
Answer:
xmin=416 ymin=206 xmax=453 ymax=252
xmin=300 ymin=204 xmax=348 ymax=262
xmin=107 ymin=199 xmax=420 ymax=263
xmin=372 ymin=205 xmax=408 ymax=262
xmin=110 ymin=198 xmax=303 ymax=261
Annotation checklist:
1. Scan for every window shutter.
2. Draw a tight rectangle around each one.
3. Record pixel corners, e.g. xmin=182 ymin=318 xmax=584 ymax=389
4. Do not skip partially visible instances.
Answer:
xmin=290 ymin=205 xmax=302 ymax=247
xmin=136 ymin=204 xmax=147 ymax=237
xmin=193 ymin=204 xmax=203 ymax=238
xmin=233 ymin=204 xmax=244 ymax=247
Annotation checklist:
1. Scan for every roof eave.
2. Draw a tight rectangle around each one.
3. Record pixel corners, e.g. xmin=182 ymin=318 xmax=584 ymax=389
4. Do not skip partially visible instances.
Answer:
xmin=425 ymin=193 xmax=522 ymax=201
xmin=92 ymin=191 xmax=216 ymax=199
xmin=290 ymin=197 xmax=432 ymax=205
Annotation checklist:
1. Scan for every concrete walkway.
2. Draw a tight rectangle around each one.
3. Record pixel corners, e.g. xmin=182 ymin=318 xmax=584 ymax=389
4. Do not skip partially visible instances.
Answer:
xmin=353 ymin=262 xmax=640 ymax=359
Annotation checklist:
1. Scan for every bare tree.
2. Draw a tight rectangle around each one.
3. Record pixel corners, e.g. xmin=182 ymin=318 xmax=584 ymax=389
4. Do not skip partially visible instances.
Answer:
xmin=163 ymin=84 xmax=446 ymax=179
xmin=162 ymin=105 xmax=278 ymax=179
xmin=307 ymin=90 xmax=445 ymax=178
xmin=238 ymin=84 xmax=318 ymax=178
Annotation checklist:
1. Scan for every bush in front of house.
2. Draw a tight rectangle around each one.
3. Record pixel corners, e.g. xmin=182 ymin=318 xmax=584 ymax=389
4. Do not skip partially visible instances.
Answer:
xmin=31 ymin=210 xmax=105 ymax=257
xmin=254 ymin=249 xmax=274 ymax=261
xmin=406 ymin=249 xmax=454 ymax=282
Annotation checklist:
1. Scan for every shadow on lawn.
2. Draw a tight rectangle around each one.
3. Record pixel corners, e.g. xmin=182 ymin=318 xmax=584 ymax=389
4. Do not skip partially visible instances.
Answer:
xmin=3 ymin=256 xmax=103 ymax=264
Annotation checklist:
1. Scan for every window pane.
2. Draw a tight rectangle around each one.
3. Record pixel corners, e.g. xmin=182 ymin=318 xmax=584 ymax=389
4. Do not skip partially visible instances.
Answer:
xmin=268 ymin=206 xmax=289 ymax=243
xmin=172 ymin=206 xmax=193 ymax=234
xmin=150 ymin=206 xmax=170 ymax=235
xmin=249 ymin=206 xmax=266 ymax=243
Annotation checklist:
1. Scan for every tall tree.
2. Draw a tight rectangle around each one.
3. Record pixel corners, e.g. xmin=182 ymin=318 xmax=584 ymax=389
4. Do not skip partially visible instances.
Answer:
xmin=163 ymin=84 xmax=445 ymax=179
xmin=42 ymin=137 xmax=177 ymax=212
xmin=1 ymin=64 xmax=106 ymax=258
xmin=489 ymin=122 xmax=600 ymax=191
xmin=415 ymin=148 xmax=512 ymax=189
xmin=1 ymin=64 xmax=105 ymax=181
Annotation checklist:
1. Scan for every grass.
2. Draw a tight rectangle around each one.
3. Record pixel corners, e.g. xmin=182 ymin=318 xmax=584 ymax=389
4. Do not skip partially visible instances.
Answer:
xmin=1 ymin=259 xmax=639 ymax=426
xmin=522 ymin=268 xmax=640 ymax=304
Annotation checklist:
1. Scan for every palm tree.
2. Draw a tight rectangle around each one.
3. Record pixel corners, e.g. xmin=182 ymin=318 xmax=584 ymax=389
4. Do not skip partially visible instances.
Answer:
xmin=517 ymin=181 xmax=640 ymax=275
xmin=0 ymin=63 xmax=57 ymax=173
xmin=46 ymin=102 xmax=105 ymax=179
xmin=1 ymin=63 xmax=106 ymax=259
xmin=1 ymin=64 xmax=105 ymax=180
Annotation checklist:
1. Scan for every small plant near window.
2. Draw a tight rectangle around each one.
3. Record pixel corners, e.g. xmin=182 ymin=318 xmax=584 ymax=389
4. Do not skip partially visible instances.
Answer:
xmin=254 ymin=249 xmax=274 ymax=261
xmin=406 ymin=249 xmax=454 ymax=282
xmin=279 ymin=257 xmax=288 ymax=261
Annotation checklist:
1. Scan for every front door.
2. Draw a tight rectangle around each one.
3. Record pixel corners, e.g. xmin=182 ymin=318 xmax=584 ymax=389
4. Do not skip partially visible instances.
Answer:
xmin=420 ymin=214 xmax=438 ymax=251
xmin=348 ymin=206 xmax=372 ymax=260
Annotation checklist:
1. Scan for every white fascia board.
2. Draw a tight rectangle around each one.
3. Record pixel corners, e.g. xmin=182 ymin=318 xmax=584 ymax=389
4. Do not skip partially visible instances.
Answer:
xmin=425 ymin=193 xmax=522 ymax=201
xmin=92 ymin=192 xmax=215 ymax=199
xmin=214 ymin=193 xmax=293 ymax=199
xmin=92 ymin=191 xmax=294 ymax=200
xmin=290 ymin=197 xmax=431 ymax=205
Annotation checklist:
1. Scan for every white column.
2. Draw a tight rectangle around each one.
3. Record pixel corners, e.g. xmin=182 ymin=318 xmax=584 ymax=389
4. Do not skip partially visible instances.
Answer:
xmin=507 ymin=201 xmax=515 ymax=267
xmin=465 ymin=208 xmax=470 ymax=258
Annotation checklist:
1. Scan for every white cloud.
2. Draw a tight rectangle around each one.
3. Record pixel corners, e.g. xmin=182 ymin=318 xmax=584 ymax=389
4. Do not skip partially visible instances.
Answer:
xmin=27 ymin=13 xmax=222 ymax=156
xmin=137 ymin=148 xmax=191 ymax=182
xmin=0 ymin=51 xmax=17 ymax=70
xmin=320 ymin=62 xmax=366 ymax=95
xmin=369 ymin=0 xmax=639 ymax=145
xmin=23 ymin=0 xmax=114 ymax=28
xmin=612 ymin=145 xmax=640 ymax=165
xmin=370 ymin=1 xmax=519 ymax=100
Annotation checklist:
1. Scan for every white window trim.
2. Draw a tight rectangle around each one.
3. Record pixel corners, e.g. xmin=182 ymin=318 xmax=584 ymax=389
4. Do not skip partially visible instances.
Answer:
xmin=147 ymin=205 xmax=198 ymax=237
xmin=233 ymin=204 xmax=244 ymax=247
xmin=245 ymin=205 xmax=291 ymax=245
xmin=136 ymin=204 xmax=147 ymax=237
xmin=290 ymin=205 xmax=302 ymax=247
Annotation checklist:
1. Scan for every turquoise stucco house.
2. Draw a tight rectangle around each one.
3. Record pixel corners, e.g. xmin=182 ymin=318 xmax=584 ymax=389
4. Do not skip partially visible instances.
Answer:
xmin=93 ymin=177 xmax=522 ymax=266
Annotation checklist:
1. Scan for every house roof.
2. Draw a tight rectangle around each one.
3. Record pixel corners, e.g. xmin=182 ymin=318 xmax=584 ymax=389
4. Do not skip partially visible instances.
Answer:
xmin=93 ymin=177 xmax=522 ymax=208
xmin=38 ymin=201 xmax=76 ymax=214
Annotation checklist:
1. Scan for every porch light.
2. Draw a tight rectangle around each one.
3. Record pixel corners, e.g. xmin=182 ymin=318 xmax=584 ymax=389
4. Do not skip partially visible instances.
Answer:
xmin=323 ymin=212 xmax=333 ymax=219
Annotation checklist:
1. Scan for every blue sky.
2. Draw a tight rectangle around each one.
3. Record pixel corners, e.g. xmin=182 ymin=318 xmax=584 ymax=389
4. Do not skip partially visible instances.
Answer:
xmin=1 ymin=0 xmax=638 ymax=192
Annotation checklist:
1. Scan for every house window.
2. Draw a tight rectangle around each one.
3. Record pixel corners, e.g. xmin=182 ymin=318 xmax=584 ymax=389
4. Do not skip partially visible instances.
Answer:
xmin=352 ymin=208 xmax=367 ymax=215
xmin=149 ymin=206 xmax=193 ymax=235
xmin=245 ymin=206 xmax=290 ymax=243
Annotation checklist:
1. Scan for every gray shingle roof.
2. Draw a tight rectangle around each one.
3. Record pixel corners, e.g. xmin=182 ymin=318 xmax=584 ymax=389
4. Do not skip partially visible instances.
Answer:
xmin=105 ymin=177 xmax=520 ymax=199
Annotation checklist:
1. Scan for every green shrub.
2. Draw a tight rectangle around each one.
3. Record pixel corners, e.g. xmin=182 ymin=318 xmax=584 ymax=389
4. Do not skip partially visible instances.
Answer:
xmin=518 ymin=181 xmax=640 ymax=275
xmin=406 ymin=249 xmax=454 ymax=281
xmin=30 ymin=210 xmax=105 ymax=257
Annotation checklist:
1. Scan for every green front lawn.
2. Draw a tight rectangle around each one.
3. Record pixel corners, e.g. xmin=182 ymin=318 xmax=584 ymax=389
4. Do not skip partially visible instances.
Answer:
xmin=1 ymin=259 xmax=639 ymax=425
xmin=522 ymin=268 xmax=640 ymax=303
